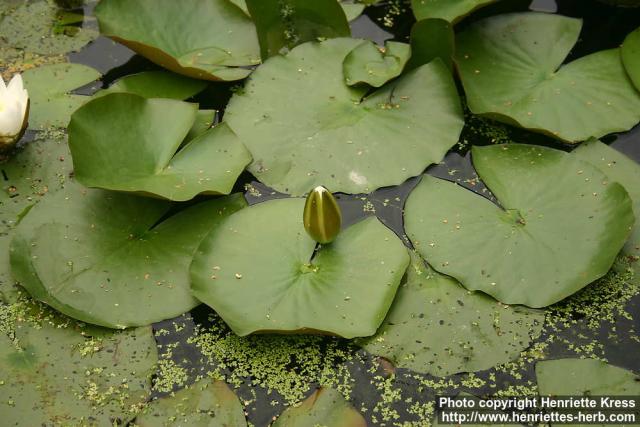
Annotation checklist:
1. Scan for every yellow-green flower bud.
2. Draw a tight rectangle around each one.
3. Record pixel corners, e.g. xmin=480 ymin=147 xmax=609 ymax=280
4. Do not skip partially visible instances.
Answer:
xmin=303 ymin=186 xmax=342 ymax=244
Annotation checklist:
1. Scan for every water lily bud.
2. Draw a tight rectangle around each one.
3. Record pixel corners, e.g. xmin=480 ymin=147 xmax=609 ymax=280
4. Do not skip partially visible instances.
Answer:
xmin=0 ymin=73 xmax=29 ymax=152
xmin=303 ymin=186 xmax=342 ymax=244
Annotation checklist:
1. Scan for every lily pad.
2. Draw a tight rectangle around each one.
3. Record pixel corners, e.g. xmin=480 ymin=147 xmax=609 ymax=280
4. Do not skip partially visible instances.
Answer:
xmin=407 ymin=19 xmax=454 ymax=71
xmin=573 ymin=140 xmax=640 ymax=261
xmin=411 ymin=0 xmax=497 ymax=22
xmin=404 ymin=144 xmax=634 ymax=307
xmin=68 ymin=93 xmax=251 ymax=201
xmin=136 ymin=378 xmax=247 ymax=427
xmin=23 ymin=63 xmax=101 ymax=129
xmin=225 ymin=38 xmax=464 ymax=196
xmin=191 ymin=197 xmax=409 ymax=338
xmin=246 ymin=0 xmax=350 ymax=60
xmin=94 ymin=70 xmax=208 ymax=100
xmin=536 ymin=358 xmax=640 ymax=396
xmin=273 ymin=387 xmax=366 ymax=427
xmin=343 ymin=40 xmax=411 ymax=87
xmin=357 ymin=253 xmax=545 ymax=376
xmin=342 ymin=3 xmax=366 ymax=21
xmin=0 ymin=0 xmax=98 ymax=55
xmin=622 ymin=27 xmax=640 ymax=91
xmin=94 ymin=0 xmax=260 ymax=81
xmin=0 ymin=320 xmax=157 ymax=426
xmin=1 ymin=134 xmax=73 ymax=302
xmin=455 ymin=13 xmax=640 ymax=142
xmin=10 ymin=185 xmax=247 ymax=328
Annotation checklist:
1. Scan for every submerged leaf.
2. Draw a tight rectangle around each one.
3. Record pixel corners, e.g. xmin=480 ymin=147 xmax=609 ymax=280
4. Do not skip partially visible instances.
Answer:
xmin=246 ymin=0 xmax=350 ymax=60
xmin=22 ymin=63 xmax=101 ymax=129
xmin=404 ymin=144 xmax=634 ymax=307
xmin=191 ymin=197 xmax=409 ymax=338
xmin=0 ymin=321 xmax=157 ymax=426
xmin=273 ymin=387 xmax=366 ymax=427
xmin=68 ymin=93 xmax=251 ymax=201
xmin=136 ymin=378 xmax=247 ymax=427
xmin=225 ymin=38 xmax=464 ymax=196
xmin=455 ymin=13 xmax=640 ymax=142
xmin=536 ymin=358 xmax=640 ymax=395
xmin=95 ymin=0 xmax=261 ymax=81
xmin=10 ymin=185 xmax=246 ymax=328
xmin=358 ymin=253 xmax=544 ymax=376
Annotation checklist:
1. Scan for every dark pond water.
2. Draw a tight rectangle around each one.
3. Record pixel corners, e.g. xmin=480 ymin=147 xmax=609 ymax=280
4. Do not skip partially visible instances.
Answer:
xmin=62 ymin=1 xmax=640 ymax=425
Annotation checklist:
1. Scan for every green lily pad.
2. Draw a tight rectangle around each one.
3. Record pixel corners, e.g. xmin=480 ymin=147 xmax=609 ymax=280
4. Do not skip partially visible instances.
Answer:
xmin=273 ymin=387 xmax=366 ymax=427
xmin=455 ymin=13 xmax=640 ymax=142
xmin=191 ymin=197 xmax=409 ymax=338
xmin=573 ymin=140 xmax=640 ymax=261
xmin=622 ymin=27 xmax=640 ymax=91
xmin=185 ymin=109 xmax=218 ymax=144
xmin=95 ymin=0 xmax=260 ymax=81
xmin=357 ymin=253 xmax=544 ymax=376
xmin=136 ymin=378 xmax=247 ymax=427
xmin=94 ymin=71 xmax=208 ymax=100
xmin=411 ymin=0 xmax=497 ymax=22
xmin=23 ymin=63 xmax=101 ymax=129
xmin=225 ymin=38 xmax=464 ymax=196
xmin=404 ymin=144 xmax=634 ymax=307
xmin=343 ymin=40 xmax=411 ymax=87
xmin=536 ymin=358 xmax=640 ymax=396
xmin=10 ymin=185 xmax=247 ymax=328
xmin=246 ymin=0 xmax=350 ymax=60
xmin=407 ymin=19 xmax=454 ymax=71
xmin=0 ymin=320 xmax=157 ymax=426
xmin=0 ymin=0 xmax=98 ymax=55
xmin=68 ymin=93 xmax=251 ymax=201
xmin=1 ymin=134 xmax=73 ymax=302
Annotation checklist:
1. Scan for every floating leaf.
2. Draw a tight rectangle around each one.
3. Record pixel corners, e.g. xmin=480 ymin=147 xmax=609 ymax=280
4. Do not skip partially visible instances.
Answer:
xmin=273 ymin=387 xmax=366 ymax=427
xmin=191 ymin=197 xmax=409 ymax=338
xmin=136 ymin=378 xmax=247 ymax=427
xmin=23 ymin=63 xmax=101 ymax=129
xmin=622 ymin=26 xmax=640 ymax=91
xmin=411 ymin=0 xmax=497 ymax=22
xmin=536 ymin=358 xmax=640 ymax=396
xmin=94 ymin=70 xmax=208 ymax=100
xmin=246 ymin=0 xmax=350 ymax=60
xmin=455 ymin=13 xmax=640 ymax=142
xmin=342 ymin=2 xmax=366 ymax=21
xmin=343 ymin=40 xmax=411 ymax=87
xmin=225 ymin=38 xmax=464 ymax=196
xmin=407 ymin=19 xmax=454 ymax=71
xmin=573 ymin=140 xmax=640 ymax=261
xmin=358 ymin=253 xmax=544 ymax=376
xmin=95 ymin=0 xmax=261 ymax=81
xmin=0 ymin=320 xmax=157 ymax=426
xmin=404 ymin=144 xmax=634 ymax=307
xmin=185 ymin=110 xmax=218 ymax=144
xmin=10 ymin=185 xmax=246 ymax=328
xmin=68 ymin=93 xmax=251 ymax=201
xmin=0 ymin=0 xmax=97 ymax=55
xmin=0 ymin=134 xmax=73 ymax=302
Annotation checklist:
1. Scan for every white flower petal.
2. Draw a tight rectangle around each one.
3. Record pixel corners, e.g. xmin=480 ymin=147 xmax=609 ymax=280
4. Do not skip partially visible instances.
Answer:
xmin=0 ymin=103 xmax=24 ymax=136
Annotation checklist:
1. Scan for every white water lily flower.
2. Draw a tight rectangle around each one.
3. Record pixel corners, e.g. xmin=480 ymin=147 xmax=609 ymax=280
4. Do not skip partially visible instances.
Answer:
xmin=0 ymin=73 xmax=29 ymax=151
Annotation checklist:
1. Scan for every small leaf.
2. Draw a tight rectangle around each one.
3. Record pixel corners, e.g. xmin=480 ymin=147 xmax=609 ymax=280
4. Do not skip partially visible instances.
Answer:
xmin=245 ymin=0 xmax=350 ymax=60
xmin=407 ymin=19 xmax=454 ymax=71
xmin=343 ymin=40 xmax=411 ymax=87
xmin=303 ymin=185 xmax=342 ymax=244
